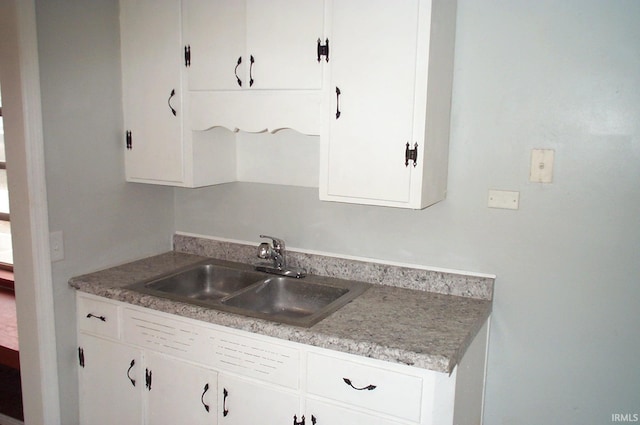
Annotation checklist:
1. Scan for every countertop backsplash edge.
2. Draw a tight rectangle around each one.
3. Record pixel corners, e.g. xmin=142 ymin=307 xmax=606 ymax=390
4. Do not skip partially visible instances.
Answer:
xmin=173 ymin=233 xmax=494 ymax=301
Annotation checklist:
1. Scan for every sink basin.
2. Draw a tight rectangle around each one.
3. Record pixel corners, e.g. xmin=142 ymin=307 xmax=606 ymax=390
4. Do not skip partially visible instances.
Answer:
xmin=128 ymin=263 xmax=265 ymax=301
xmin=222 ymin=277 xmax=349 ymax=319
xmin=125 ymin=260 xmax=370 ymax=327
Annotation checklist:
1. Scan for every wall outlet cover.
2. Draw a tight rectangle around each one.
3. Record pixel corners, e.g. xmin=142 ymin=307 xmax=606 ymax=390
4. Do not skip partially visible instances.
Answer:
xmin=488 ymin=190 xmax=520 ymax=210
xmin=50 ymin=230 xmax=64 ymax=262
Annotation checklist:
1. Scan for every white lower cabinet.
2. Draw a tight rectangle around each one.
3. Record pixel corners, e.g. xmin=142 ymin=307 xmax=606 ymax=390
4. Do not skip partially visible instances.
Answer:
xmin=77 ymin=293 xmax=487 ymax=425
xmin=144 ymin=351 xmax=217 ymax=425
xmin=306 ymin=352 xmax=424 ymax=423
xmin=218 ymin=374 xmax=300 ymax=425
xmin=305 ymin=399 xmax=405 ymax=425
xmin=78 ymin=334 xmax=143 ymax=425
xmin=78 ymin=335 xmax=217 ymax=425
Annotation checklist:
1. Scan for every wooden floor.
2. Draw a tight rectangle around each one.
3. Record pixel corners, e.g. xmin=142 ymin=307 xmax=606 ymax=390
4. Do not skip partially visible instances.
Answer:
xmin=0 ymin=362 xmax=23 ymax=422
xmin=0 ymin=289 xmax=19 ymax=370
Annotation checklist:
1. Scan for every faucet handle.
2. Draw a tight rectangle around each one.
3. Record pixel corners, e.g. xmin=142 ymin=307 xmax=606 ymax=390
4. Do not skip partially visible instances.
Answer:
xmin=257 ymin=242 xmax=271 ymax=259
xmin=259 ymin=235 xmax=285 ymax=251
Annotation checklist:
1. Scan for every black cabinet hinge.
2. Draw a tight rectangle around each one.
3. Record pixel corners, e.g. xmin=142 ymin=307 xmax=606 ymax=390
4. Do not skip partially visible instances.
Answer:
xmin=78 ymin=347 xmax=85 ymax=368
xmin=317 ymin=38 xmax=329 ymax=62
xmin=405 ymin=142 xmax=418 ymax=167
xmin=126 ymin=131 xmax=132 ymax=150
xmin=184 ymin=45 xmax=191 ymax=67
xmin=145 ymin=368 xmax=152 ymax=390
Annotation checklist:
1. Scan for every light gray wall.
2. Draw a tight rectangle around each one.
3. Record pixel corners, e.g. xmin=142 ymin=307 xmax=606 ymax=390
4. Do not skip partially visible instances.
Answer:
xmin=35 ymin=1 xmax=174 ymax=423
xmin=175 ymin=1 xmax=640 ymax=423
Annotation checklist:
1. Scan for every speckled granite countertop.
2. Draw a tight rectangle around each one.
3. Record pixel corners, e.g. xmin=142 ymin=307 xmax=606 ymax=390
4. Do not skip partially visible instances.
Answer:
xmin=70 ymin=237 xmax=493 ymax=374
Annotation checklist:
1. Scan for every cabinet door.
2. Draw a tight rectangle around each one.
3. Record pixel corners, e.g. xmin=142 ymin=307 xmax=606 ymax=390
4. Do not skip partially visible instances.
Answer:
xmin=245 ymin=0 xmax=324 ymax=90
xmin=322 ymin=0 xmax=420 ymax=204
xmin=184 ymin=0 xmax=246 ymax=91
xmin=78 ymin=334 xmax=143 ymax=425
xmin=219 ymin=375 xmax=300 ymax=425
xmin=185 ymin=0 xmax=324 ymax=91
xmin=145 ymin=351 xmax=217 ymax=425
xmin=121 ymin=0 xmax=184 ymax=183
xmin=306 ymin=399 xmax=404 ymax=425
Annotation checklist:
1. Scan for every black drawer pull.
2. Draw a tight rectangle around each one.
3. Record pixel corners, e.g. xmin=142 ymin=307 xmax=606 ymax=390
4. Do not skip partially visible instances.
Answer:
xmin=86 ymin=313 xmax=106 ymax=322
xmin=343 ymin=377 xmax=377 ymax=391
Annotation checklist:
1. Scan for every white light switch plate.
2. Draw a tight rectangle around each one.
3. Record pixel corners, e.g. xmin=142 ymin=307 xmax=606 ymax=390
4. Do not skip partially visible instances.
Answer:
xmin=530 ymin=149 xmax=554 ymax=183
xmin=50 ymin=230 xmax=64 ymax=262
xmin=488 ymin=190 xmax=520 ymax=210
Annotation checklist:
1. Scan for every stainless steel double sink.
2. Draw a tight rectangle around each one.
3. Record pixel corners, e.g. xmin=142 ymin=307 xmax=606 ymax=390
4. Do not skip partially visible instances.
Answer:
xmin=125 ymin=259 xmax=370 ymax=327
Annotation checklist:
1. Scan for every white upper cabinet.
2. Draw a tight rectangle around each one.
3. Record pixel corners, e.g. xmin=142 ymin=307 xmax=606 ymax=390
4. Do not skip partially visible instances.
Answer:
xmin=244 ymin=0 xmax=325 ymax=90
xmin=121 ymin=0 xmax=184 ymax=183
xmin=184 ymin=0 xmax=324 ymax=91
xmin=185 ymin=0 xmax=326 ymax=134
xmin=183 ymin=0 xmax=246 ymax=91
xmin=120 ymin=0 xmax=456 ymax=202
xmin=120 ymin=0 xmax=237 ymax=187
xmin=320 ymin=0 xmax=457 ymax=209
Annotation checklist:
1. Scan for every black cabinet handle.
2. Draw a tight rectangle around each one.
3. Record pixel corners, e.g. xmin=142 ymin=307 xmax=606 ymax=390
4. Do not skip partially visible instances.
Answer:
xmin=167 ymin=89 xmax=177 ymax=116
xmin=335 ymin=87 xmax=341 ymax=119
xmin=201 ymin=383 xmax=210 ymax=412
xmin=86 ymin=313 xmax=106 ymax=322
xmin=249 ymin=55 xmax=255 ymax=87
xmin=293 ymin=414 xmax=316 ymax=424
xmin=343 ymin=377 xmax=377 ymax=391
xmin=223 ymin=388 xmax=229 ymax=417
xmin=235 ymin=57 xmax=243 ymax=87
xmin=126 ymin=359 xmax=136 ymax=387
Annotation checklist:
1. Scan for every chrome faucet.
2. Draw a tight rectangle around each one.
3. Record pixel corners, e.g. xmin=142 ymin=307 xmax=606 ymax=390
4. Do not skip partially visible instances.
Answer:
xmin=257 ymin=235 xmax=286 ymax=269
xmin=256 ymin=235 xmax=305 ymax=278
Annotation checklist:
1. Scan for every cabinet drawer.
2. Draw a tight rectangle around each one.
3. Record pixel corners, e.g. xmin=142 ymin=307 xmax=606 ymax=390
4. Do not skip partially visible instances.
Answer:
xmin=306 ymin=352 xmax=423 ymax=422
xmin=77 ymin=296 xmax=120 ymax=339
